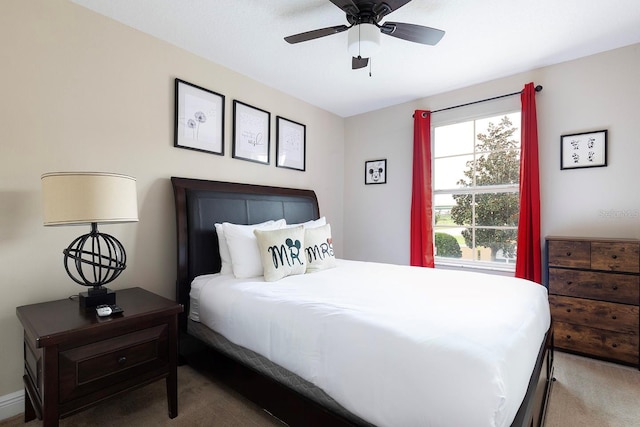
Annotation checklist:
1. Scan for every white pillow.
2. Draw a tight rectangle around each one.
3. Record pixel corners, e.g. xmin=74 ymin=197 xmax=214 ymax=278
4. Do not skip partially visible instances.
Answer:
xmin=287 ymin=216 xmax=326 ymax=229
xmin=223 ymin=219 xmax=286 ymax=278
xmin=215 ymin=220 xmax=275 ymax=275
xmin=254 ymin=226 xmax=306 ymax=282
xmin=214 ymin=222 xmax=238 ymax=275
xmin=304 ymin=223 xmax=337 ymax=273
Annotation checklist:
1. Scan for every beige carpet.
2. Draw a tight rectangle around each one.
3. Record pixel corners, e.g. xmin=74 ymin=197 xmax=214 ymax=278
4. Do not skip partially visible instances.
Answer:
xmin=0 ymin=365 xmax=283 ymax=427
xmin=1 ymin=351 xmax=638 ymax=426
xmin=545 ymin=352 xmax=640 ymax=427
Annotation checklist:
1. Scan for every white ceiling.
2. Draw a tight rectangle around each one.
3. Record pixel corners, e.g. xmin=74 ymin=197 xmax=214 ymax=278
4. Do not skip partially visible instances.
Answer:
xmin=71 ymin=0 xmax=640 ymax=117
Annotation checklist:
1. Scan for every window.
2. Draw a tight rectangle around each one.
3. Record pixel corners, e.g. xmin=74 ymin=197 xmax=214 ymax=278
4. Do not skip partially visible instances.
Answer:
xmin=433 ymin=112 xmax=521 ymax=270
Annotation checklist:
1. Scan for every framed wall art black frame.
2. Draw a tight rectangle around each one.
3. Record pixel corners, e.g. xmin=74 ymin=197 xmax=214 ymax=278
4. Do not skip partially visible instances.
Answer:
xmin=174 ymin=78 xmax=225 ymax=156
xmin=232 ymin=100 xmax=270 ymax=165
xmin=560 ymin=129 xmax=607 ymax=170
xmin=365 ymin=159 xmax=387 ymax=185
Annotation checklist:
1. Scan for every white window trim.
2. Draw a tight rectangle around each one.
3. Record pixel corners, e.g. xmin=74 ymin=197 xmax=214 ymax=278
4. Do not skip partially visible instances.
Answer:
xmin=432 ymin=108 xmax=521 ymax=273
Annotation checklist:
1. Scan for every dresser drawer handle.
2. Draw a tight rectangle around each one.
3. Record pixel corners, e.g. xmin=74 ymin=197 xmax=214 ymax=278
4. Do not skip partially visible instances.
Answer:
xmin=118 ymin=356 xmax=127 ymax=365
xmin=612 ymin=343 xmax=618 ymax=348
xmin=566 ymin=335 xmax=571 ymax=340
xmin=611 ymin=315 xmax=617 ymax=320
xmin=612 ymin=285 xmax=618 ymax=291
xmin=566 ymin=308 xmax=571 ymax=313
xmin=566 ymin=252 xmax=572 ymax=256
xmin=611 ymin=254 xmax=617 ymax=259
xmin=566 ymin=281 xmax=573 ymax=285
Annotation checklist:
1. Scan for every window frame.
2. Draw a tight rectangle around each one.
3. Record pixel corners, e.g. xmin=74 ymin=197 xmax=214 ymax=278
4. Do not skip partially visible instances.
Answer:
xmin=432 ymin=107 xmax=521 ymax=272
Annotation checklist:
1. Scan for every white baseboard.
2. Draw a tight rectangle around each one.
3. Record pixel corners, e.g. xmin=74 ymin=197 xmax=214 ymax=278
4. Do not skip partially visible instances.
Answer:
xmin=0 ymin=390 xmax=24 ymax=421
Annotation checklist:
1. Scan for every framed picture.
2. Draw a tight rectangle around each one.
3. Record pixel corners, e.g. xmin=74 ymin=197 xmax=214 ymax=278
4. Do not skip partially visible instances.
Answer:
xmin=232 ymin=100 xmax=270 ymax=164
xmin=365 ymin=159 xmax=387 ymax=185
xmin=276 ymin=116 xmax=306 ymax=171
xmin=174 ymin=79 xmax=225 ymax=155
xmin=561 ymin=130 xmax=608 ymax=170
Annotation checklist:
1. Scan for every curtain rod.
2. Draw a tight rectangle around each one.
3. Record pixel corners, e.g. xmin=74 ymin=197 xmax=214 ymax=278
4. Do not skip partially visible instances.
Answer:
xmin=414 ymin=85 xmax=543 ymax=118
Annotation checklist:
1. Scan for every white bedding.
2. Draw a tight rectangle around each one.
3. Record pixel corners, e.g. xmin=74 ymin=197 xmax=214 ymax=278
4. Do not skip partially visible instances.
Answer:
xmin=190 ymin=259 xmax=550 ymax=427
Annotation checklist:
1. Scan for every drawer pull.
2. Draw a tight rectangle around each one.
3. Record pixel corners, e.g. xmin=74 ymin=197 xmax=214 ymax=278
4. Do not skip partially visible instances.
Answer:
xmin=611 ymin=315 xmax=617 ymax=320
xmin=612 ymin=343 xmax=618 ymax=348
xmin=566 ymin=252 xmax=572 ymax=256
xmin=566 ymin=281 xmax=573 ymax=285
xmin=566 ymin=308 xmax=571 ymax=313
xmin=566 ymin=335 xmax=571 ymax=340
xmin=118 ymin=356 xmax=127 ymax=365
xmin=612 ymin=285 xmax=618 ymax=291
xmin=611 ymin=255 xmax=617 ymax=259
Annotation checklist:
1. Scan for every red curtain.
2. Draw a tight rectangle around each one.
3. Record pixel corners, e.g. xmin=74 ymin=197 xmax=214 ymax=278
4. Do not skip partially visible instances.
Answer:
xmin=515 ymin=83 xmax=542 ymax=283
xmin=410 ymin=110 xmax=435 ymax=267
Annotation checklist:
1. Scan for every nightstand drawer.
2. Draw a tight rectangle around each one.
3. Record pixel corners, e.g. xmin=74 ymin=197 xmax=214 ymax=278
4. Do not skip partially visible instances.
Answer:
xmin=549 ymin=295 xmax=639 ymax=334
xmin=59 ymin=324 xmax=169 ymax=403
xmin=547 ymin=240 xmax=591 ymax=269
xmin=554 ymin=321 xmax=639 ymax=365
xmin=591 ymin=242 xmax=640 ymax=273
xmin=548 ymin=268 xmax=640 ymax=305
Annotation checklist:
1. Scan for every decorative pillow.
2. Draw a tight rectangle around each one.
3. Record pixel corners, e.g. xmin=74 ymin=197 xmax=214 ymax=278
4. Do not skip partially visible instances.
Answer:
xmin=287 ymin=216 xmax=327 ymax=229
xmin=223 ymin=219 xmax=285 ymax=278
xmin=254 ymin=226 xmax=307 ymax=282
xmin=304 ymin=223 xmax=336 ymax=273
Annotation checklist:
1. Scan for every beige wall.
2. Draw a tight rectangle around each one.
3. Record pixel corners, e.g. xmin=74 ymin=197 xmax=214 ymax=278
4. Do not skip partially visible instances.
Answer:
xmin=344 ymin=44 xmax=640 ymax=263
xmin=0 ymin=0 xmax=344 ymax=397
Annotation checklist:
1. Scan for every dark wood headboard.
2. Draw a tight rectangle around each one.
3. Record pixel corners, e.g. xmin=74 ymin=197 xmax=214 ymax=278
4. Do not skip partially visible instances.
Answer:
xmin=171 ymin=177 xmax=320 ymax=328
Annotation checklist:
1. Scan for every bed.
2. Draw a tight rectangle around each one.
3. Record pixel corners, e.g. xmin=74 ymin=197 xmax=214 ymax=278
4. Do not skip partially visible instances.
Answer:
xmin=171 ymin=176 xmax=554 ymax=427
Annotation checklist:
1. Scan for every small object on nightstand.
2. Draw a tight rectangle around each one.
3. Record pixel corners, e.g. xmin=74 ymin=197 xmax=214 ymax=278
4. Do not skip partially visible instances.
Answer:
xmin=96 ymin=305 xmax=112 ymax=317
xmin=109 ymin=304 xmax=124 ymax=314
xmin=96 ymin=304 xmax=124 ymax=317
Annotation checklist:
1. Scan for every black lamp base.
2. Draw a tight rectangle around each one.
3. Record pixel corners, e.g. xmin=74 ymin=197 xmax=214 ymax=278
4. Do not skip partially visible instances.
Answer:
xmin=79 ymin=288 xmax=116 ymax=309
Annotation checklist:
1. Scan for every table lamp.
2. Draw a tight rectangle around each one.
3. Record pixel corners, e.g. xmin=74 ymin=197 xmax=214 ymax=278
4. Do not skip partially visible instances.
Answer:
xmin=41 ymin=172 xmax=138 ymax=309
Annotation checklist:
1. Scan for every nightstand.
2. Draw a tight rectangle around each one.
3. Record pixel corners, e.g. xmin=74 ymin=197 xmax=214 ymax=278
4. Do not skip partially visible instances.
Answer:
xmin=16 ymin=287 xmax=183 ymax=427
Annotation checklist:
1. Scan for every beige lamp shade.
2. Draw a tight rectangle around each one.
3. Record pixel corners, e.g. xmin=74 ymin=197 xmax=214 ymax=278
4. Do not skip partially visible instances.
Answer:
xmin=41 ymin=172 xmax=139 ymax=226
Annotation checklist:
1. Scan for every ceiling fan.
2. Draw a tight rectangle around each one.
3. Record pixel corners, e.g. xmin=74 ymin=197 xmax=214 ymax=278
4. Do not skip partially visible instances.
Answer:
xmin=284 ymin=0 xmax=445 ymax=70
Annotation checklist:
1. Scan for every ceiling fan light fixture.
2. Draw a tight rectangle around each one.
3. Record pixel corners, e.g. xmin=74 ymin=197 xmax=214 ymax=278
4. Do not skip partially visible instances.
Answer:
xmin=347 ymin=23 xmax=380 ymax=58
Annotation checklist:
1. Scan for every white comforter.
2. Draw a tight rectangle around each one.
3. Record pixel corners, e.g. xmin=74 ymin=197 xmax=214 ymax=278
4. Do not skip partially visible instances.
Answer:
xmin=191 ymin=259 xmax=550 ymax=427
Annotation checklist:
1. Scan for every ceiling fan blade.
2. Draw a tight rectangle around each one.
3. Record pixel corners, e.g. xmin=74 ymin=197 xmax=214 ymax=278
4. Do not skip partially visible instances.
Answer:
xmin=352 ymin=56 xmax=369 ymax=69
xmin=284 ymin=25 xmax=349 ymax=44
xmin=330 ymin=0 xmax=360 ymax=18
xmin=380 ymin=22 xmax=445 ymax=45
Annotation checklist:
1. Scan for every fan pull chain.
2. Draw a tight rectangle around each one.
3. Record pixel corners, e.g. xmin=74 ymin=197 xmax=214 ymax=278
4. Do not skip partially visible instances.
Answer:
xmin=357 ymin=24 xmax=362 ymax=58
xmin=369 ymin=58 xmax=373 ymax=77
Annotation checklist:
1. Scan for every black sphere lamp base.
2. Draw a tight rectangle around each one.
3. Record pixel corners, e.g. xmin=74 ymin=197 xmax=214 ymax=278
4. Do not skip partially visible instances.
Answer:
xmin=79 ymin=287 xmax=116 ymax=310
xmin=63 ymin=222 xmax=126 ymax=310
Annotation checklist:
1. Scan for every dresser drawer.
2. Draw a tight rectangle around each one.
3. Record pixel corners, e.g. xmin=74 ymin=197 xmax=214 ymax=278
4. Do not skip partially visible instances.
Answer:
xmin=548 ymin=240 xmax=591 ymax=269
xmin=59 ymin=324 xmax=169 ymax=403
xmin=548 ymin=268 xmax=640 ymax=305
xmin=549 ymin=295 xmax=639 ymax=334
xmin=591 ymin=241 xmax=640 ymax=273
xmin=554 ymin=321 xmax=639 ymax=365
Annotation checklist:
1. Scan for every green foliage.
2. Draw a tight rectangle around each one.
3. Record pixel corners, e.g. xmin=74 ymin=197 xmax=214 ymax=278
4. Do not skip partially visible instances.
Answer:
xmin=435 ymin=232 xmax=462 ymax=258
xmin=450 ymin=116 xmax=519 ymax=260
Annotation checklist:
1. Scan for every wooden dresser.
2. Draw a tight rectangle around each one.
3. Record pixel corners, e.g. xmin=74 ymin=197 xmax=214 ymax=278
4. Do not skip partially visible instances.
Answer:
xmin=545 ymin=236 xmax=640 ymax=367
